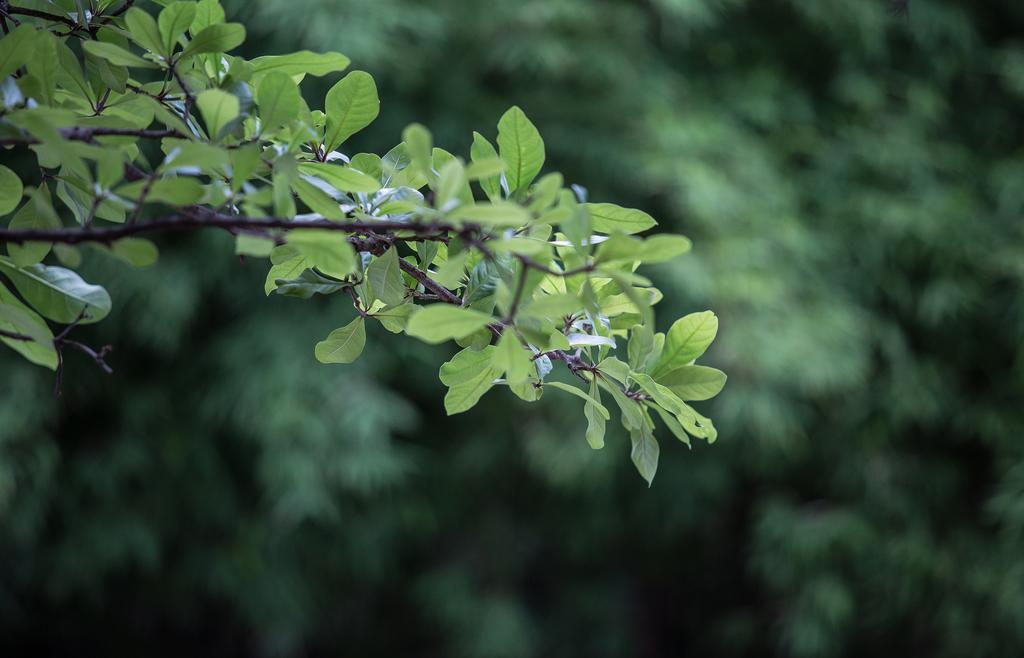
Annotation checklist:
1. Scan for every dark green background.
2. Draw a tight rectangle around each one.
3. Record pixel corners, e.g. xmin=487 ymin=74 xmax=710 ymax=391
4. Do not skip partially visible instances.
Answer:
xmin=3 ymin=0 xmax=1024 ymax=655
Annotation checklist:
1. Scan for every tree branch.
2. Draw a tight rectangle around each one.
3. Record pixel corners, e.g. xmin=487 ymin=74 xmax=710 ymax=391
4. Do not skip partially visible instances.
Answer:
xmin=0 ymin=213 xmax=459 ymax=246
xmin=3 ymin=4 xmax=77 ymax=29
xmin=0 ymin=127 xmax=187 ymax=147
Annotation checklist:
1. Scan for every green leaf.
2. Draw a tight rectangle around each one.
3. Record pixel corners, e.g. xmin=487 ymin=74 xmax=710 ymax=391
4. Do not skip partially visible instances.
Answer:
xmin=314 ymin=316 xmax=366 ymax=364
xmin=196 ymin=88 xmax=239 ymax=141
xmin=640 ymin=234 xmax=692 ymax=262
xmin=323 ymin=71 xmax=379 ymax=152
xmin=190 ymin=0 xmax=225 ymax=34
xmin=118 ymin=177 xmax=205 ymax=206
xmin=406 ymin=305 xmax=494 ymax=344
xmin=235 ymin=234 xmax=275 ymax=258
xmin=657 ymin=365 xmax=727 ymax=401
xmin=652 ymin=406 xmax=691 ymax=448
xmin=584 ymin=203 xmax=657 ymax=235
xmin=497 ymin=106 xmax=545 ymax=193
xmin=7 ymin=187 xmax=59 ymax=266
xmin=0 ymin=257 xmax=111 ymax=324
xmin=250 ymin=50 xmax=350 ymax=80
xmin=263 ymin=254 xmax=308 ymax=295
xmin=545 ymin=381 xmax=611 ymax=420
xmin=286 ymin=230 xmax=356 ymax=279
xmin=366 ymin=247 xmax=406 ymax=306
xmin=439 ymin=346 xmax=501 ymax=415
xmin=493 ymin=331 xmax=533 ymax=384
xmin=436 ymin=157 xmax=469 ymax=209
xmin=601 ymin=378 xmax=644 ymax=430
xmin=0 ymin=165 xmax=23 ymax=216
xmin=297 ymin=162 xmax=381 ymax=194
xmin=125 ymin=7 xmax=166 ymax=57
xmin=0 ymin=284 xmax=57 ymax=370
xmin=651 ymin=311 xmax=719 ymax=378
xmin=372 ymin=302 xmax=414 ymax=334
xmin=584 ymin=378 xmax=607 ymax=449
xmin=0 ymin=24 xmax=36 ymax=80
xmin=181 ymin=23 xmax=246 ymax=59
xmin=630 ymin=423 xmax=660 ymax=486
xmin=159 ymin=2 xmax=197 ymax=54
xmin=470 ymin=131 xmax=502 ymax=201
xmin=81 ymin=41 xmax=157 ymax=69
xmin=447 ymin=202 xmax=530 ymax=227
xmin=256 ymin=71 xmax=301 ymax=130
xmin=106 ymin=238 xmax=159 ymax=268
xmin=291 ymin=178 xmax=346 ymax=220
xmin=403 ymin=123 xmax=433 ymax=181
xmin=27 ymin=30 xmax=58 ymax=106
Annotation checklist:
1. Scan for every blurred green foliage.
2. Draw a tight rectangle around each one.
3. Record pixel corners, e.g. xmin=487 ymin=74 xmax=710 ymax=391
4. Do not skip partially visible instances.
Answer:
xmin=3 ymin=0 xmax=1024 ymax=655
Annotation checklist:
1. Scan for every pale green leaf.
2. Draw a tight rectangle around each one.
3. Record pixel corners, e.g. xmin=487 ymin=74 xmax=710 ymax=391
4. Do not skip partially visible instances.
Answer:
xmin=493 ymin=331 xmax=533 ymax=384
xmin=125 ymin=6 xmax=166 ymax=56
xmin=256 ymin=70 xmax=300 ymax=129
xmin=651 ymin=311 xmax=719 ymax=377
xmin=159 ymin=1 xmax=197 ymax=54
xmin=181 ymin=23 xmax=246 ymax=59
xmin=630 ymin=423 xmax=660 ymax=486
xmin=298 ymin=162 xmax=381 ymax=193
xmin=250 ymin=50 xmax=350 ymax=80
xmin=584 ymin=202 xmax=657 ymax=235
xmin=286 ymin=230 xmax=355 ymax=279
xmin=196 ymin=88 xmax=239 ymax=141
xmin=314 ymin=316 xmax=366 ymax=364
xmin=406 ymin=305 xmax=494 ymax=344
xmin=439 ymin=346 xmax=501 ymax=415
xmin=81 ymin=41 xmax=158 ymax=69
xmin=497 ymin=106 xmax=545 ymax=193
xmin=657 ymin=365 xmax=727 ymax=401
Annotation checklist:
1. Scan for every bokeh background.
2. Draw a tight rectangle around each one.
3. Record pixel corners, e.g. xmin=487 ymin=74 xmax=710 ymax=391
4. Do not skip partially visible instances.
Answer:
xmin=3 ymin=0 xmax=1024 ymax=655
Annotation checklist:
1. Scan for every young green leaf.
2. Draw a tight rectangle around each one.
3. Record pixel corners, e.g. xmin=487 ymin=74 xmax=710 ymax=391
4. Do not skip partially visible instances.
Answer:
xmin=314 ymin=316 xmax=366 ymax=364
xmin=406 ymin=305 xmax=494 ymax=344
xmin=497 ymin=106 xmax=545 ymax=193
xmin=323 ymin=71 xmax=379 ymax=152
xmin=0 ymin=284 xmax=58 ymax=370
xmin=651 ymin=311 xmax=719 ymax=378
